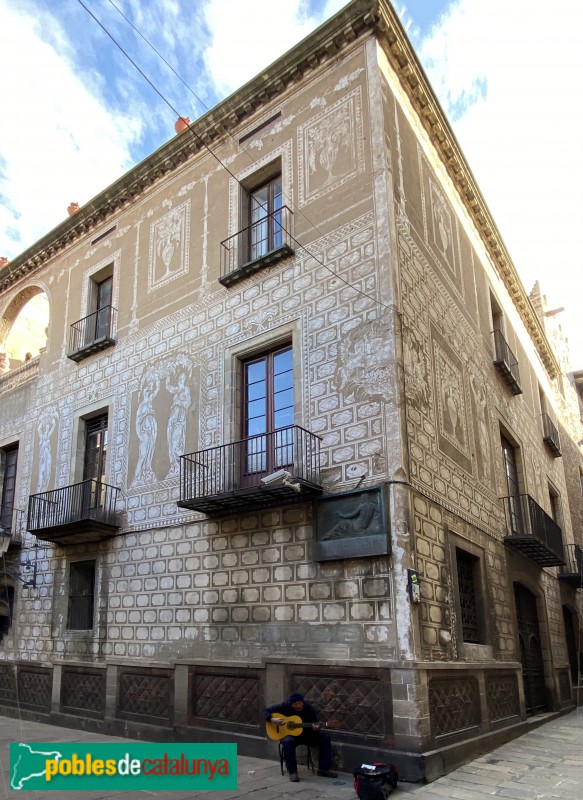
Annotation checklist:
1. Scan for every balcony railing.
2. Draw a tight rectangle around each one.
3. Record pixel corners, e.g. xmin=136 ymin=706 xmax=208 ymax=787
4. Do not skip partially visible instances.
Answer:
xmin=27 ymin=479 xmax=120 ymax=544
xmin=542 ymin=413 xmax=562 ymax=457
xmin=178 ymin=425 xmax=322 ymax=515
xmin=220 ymin=206 xmax=294 ymax=286
xmin=492 ymin=329 xmax=522 ymax=394
xmin=0 ymin=506 xmax=25 ymax=548
xmin=68 ymin=306 xmax=117 ymax=362
xmin=558 ymin=544 xmax=583 ymax=587
xmin=501 ymin=493 xmax=564 ymax=567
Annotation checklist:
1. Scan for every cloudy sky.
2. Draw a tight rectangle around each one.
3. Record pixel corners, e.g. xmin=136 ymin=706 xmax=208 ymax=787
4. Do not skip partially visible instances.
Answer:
xmin=1 ymin=0 xmax=581 ymax=367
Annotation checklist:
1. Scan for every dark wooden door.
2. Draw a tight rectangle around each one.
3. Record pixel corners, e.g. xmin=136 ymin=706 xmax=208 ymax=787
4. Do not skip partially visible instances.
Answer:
xmin=514 ymin=583 xmax=547 ymax=714
xmin=563 ymin=606 xmax=579 ymax=686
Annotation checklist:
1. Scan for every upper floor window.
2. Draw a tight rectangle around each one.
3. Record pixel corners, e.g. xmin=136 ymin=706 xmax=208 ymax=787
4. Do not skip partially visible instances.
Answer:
xmin=94 ymin=275 xmax=113 ymax=340
xmin=249 ymin=175 xmax=283 ymax=262
xmin=548 ymin=484 xmax=561 ymax=525
xmin=489 ymin=292 xmax=503 ymax=335
xmin=242 ymin=345 xmax=294 ymax=482
xmin=84 ymin=414 xmax=108 ymax=485
xmin=501 ymin=434 xmax=520 ymax=497
xmin=491 ymin=292 xmax=521 ymax=394
xmin=540 ymin=386 xmax=561 ymax=456
xmin=220 ymin=161 xmax=293 ymax=286
xmin=0 ymin=443 xmax=18 ymax=532
xmin=68 ymin=265 xmax=116 ymax=362
xmin=501 ymin=432 xmax=523 ymax=534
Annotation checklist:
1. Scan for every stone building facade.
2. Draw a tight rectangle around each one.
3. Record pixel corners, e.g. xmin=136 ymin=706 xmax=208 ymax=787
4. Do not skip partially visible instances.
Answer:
xmin=0 ymin=0 xmax=582 ymax=781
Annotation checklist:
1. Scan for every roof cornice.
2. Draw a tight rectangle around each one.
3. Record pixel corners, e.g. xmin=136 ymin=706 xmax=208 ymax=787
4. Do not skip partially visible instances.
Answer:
xmin=0 ymin=0 xmax=559 ymax=378
xmin=370 ymin=0 xmax=559 ymax=378
xmin=0 ymin=0 xmax=376 ymax=292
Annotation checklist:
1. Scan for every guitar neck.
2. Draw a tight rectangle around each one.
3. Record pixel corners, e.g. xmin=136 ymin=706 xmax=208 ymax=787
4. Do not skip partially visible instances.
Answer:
xmin=266 ymin=715 xmax=340 ymax=741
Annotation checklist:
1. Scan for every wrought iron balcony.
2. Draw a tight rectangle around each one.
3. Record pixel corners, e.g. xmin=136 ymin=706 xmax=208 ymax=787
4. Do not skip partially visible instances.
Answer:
xmin=542 ymin=413 xmax=562 ymax=457
xmin=178 ymin=425 xmax=322 ymax=515
xmin=558 ymin=544 xmax=583 ymax=587
xmin=492 ymin=329 xmax=522 ymax=394
xmin=27 ymin=480 xmax=120 ymax=544
xmin=219 ymin=206 xmax=294 ymax=286
xmin=0 ymin=506 xmax=25 ymax=549
xmin=501 ymin=493 xmax=564 ymax=567
xmin=68 ymin=305 xmax=117 ymax=362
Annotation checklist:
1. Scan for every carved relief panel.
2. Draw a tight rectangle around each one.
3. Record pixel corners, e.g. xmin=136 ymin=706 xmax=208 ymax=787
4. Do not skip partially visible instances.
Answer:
xmin=129 ymin=354 xmax=197 ymax=490
xmin=148 ymin=201 xmax=191 ymax=292
xmin=298 ymin=87 xmax=365 ymax=206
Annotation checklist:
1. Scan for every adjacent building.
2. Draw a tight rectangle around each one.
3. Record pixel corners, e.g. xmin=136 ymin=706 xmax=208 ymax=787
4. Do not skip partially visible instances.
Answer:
xmin=1 ymin=0 xmax=582 ymax=781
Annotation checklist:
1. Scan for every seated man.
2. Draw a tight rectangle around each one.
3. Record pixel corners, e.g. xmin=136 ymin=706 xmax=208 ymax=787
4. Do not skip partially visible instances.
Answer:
xmin=262 ymin=692 xmax=337 ymax=782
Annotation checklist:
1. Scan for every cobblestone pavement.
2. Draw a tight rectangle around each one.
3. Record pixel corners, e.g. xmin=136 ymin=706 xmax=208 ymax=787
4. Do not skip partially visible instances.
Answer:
xmin=0 ymin=711 xmax=581 ymax=799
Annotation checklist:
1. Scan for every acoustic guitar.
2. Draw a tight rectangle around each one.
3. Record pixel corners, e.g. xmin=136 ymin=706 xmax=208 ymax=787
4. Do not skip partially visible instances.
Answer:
xmin=266 ymin=714 xmax=342 ymax=741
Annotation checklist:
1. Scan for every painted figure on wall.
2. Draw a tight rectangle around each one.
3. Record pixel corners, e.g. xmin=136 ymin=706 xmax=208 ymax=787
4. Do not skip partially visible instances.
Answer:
xmin=149 ymin=202 xmax=190 ymax=291
xmin=132 ymin=371 xmax=160 ymax=488
xmin=166 ymin=370 xmax=191 ymax=479
xmin=155 ymin=208 xmax=183 ymax=279
xmin=431 ymin=184 xmax=452 ymax=256
xmin=440 ymin=359 xmax=465 ymax=447
xmin=300 ymin=90 xmax=363 ymax=204
xmin=403 ymin=321 xmax=430 ymax=409
xmin=338 ymin=320 xmax=393 ymax=402
xmin=36 ymin=411 xmax=57 ymax=493
xmin=469 ymin=370 xmax=492 ymax=481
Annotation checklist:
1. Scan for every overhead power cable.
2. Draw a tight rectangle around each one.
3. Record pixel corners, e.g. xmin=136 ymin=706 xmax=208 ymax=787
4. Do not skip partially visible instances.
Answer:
xmin=75 ymin=0 xmax=393 ymax=315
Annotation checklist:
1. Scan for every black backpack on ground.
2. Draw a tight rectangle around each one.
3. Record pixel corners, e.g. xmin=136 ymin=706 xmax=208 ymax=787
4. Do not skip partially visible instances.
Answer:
xmin=353 ymin=763 xmax=398 ymax=800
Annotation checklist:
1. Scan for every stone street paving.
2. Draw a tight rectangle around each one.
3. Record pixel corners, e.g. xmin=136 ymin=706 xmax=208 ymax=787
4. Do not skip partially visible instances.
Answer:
xmin=0 ymin=711 xmax=581 ymax=799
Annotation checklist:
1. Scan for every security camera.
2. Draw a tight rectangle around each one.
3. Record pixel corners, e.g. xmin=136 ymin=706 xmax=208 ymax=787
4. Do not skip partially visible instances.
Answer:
xmin=260 ymin=469 xmax=302 ymax=493
xmin=261 ymin=469 xmax=293 ymax=486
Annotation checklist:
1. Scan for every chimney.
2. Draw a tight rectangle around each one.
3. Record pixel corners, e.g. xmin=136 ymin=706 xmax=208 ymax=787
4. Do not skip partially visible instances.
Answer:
xmin=67 ymin=202 xmax=80 ymax=216
xmin=0 ymin=257 xmax=8 ymax=269
xmin=174 ymin=116 xmax=191 ymax=134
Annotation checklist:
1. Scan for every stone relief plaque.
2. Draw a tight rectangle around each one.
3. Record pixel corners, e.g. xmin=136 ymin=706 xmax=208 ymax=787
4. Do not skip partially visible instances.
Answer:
xmin=313 ymin=485 xmax=389 ymax=561
xmin=298 ymin=87 xmax=364 ymax=206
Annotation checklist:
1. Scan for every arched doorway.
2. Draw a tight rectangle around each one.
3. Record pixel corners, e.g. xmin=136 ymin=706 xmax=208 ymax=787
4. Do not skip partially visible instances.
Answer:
xmin=514 ymin=583 xmax=547 ymax=714
xmin=0 ymin=286 xmax=49 ymax=372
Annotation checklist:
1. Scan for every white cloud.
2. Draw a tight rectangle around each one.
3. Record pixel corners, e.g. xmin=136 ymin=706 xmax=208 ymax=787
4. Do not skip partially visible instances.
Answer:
xmin=0 ymin=1 xmax=142 ymax=260
xmin=202 ymin=0 xmax=346 ymax=96
xmin=4 ymin=0 xmax=579 ymax=370
xmin=419 ymin=0 xmax=583 ymax=368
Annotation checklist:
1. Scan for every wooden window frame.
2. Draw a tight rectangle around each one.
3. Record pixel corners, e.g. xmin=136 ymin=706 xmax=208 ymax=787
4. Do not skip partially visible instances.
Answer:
xmin=448 ymin=530 xmax=492 ymax=658
xmin=240 ymin=344 xmax=294 ymax=486
xmin=67 ymin=560 xmax=96 ymax=631
xmin=0 ymin=443 xmax=18 ymax=530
